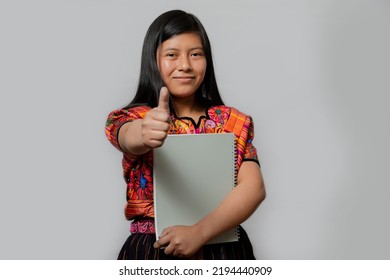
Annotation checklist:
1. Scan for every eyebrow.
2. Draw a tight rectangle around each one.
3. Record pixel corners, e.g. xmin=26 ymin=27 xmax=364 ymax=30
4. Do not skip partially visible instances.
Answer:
xmin=162 ymin=47 xmax=204 ymax=52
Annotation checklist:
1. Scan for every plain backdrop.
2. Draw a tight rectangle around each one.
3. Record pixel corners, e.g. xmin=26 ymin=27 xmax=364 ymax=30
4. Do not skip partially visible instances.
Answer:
xmin=1 ymin=0 xmax=389 ymax=259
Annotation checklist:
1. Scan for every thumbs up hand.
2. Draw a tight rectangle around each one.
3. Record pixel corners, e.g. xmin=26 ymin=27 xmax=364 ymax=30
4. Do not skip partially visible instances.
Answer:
xmin=142 ymin=87 xmax=171 ymax=149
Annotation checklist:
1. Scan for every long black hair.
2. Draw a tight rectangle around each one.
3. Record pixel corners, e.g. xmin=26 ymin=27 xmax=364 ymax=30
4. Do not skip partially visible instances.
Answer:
xmin=124 ymin=10 xmax=224 ymax=111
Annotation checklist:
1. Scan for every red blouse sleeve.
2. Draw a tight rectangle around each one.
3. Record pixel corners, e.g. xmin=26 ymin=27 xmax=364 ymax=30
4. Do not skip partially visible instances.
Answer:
xmin=209 ymin=106 xmax=260 ymax=167
xmin=242 ymin=116 xmax=259 ymax=164
xmin=105 ymin=106 xmax=151 ymax=152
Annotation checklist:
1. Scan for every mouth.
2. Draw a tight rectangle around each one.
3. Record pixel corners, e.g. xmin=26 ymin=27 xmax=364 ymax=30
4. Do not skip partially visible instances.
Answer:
xmin=173 ymin=76 xmax=195 ymax=82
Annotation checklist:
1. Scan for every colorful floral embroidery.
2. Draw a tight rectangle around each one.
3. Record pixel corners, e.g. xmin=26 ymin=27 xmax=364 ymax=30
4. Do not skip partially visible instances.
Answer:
xmin=130 ymin=219 xmax=155 ymax=234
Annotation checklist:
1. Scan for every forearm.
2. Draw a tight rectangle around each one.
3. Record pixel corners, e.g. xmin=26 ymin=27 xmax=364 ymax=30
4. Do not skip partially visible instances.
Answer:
xmin=194 ymin=162 xmax=266 ymax=243
xmin=119 ymin=120 xmax=151 ymax=155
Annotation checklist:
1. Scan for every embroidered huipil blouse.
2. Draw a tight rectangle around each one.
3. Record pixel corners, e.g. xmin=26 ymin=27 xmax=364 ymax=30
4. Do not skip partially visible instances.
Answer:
xmin=105 ymin=105 xmax=259 ymax=220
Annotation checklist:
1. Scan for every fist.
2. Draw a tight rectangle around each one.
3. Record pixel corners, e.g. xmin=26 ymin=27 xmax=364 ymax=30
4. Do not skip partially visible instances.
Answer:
xmin=142 ymin=87 xmax=171 ymax=149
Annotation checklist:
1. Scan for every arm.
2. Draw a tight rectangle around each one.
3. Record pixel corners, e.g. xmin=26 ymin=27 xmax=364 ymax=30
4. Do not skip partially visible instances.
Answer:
xmin=154 ymin=160 xmax=266 ymax=257
xmin=118 ymin=87 xmax=171 ymax=155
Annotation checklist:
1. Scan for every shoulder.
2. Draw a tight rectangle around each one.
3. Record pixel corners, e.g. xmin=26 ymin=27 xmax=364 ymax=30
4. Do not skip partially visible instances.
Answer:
xmin=208 ymin=105 xmax=254 ymax=136
xmin=123 ymin=105 xmax=152 ymax=118
xmin=106 ymin=105 xmax=151 ymax=124
xmin=207 ymin=105 xmax=251 ymax=123
xmin=116 ymin=105 xmax=152 ymax=117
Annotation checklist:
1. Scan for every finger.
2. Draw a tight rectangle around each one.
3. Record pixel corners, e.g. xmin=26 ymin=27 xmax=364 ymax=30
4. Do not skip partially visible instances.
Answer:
xmin=153 ymin=239 xmax=162 ymax=249
xmin=154 ymin=234 xmax=170 ymax=249
xmin=163 ymin=243 xmax=175 ymax=256
xmin=155 ymin=227 xmax=173 ymax=246
xmin=160 ymin=227 xmax=173 ymax=238
xmin=148 ymin=129 xmax=168 ymax=140
xmin=157 ymin=87 xmax=170 ymax=113
xmin=151 ymin=111 xmax=171 ymax=123
xmin=154 ymin=237 xmax=169 ymax=250
xmin=173 ymin=251 xmax=182 ymax=258
xmin=144 ymin=120 xmax=169 ymax=132
xmin=144 ymin=139 xmax=164 ymax=149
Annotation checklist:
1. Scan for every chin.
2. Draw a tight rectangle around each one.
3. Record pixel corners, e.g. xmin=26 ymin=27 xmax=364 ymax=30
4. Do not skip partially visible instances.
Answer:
xmin=169 ymin=89 xmax=198 ymax=98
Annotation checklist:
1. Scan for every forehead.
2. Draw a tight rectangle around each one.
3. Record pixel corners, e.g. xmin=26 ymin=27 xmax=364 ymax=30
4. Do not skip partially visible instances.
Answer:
xmin=159 ymin=32 xmax=203 ymax=50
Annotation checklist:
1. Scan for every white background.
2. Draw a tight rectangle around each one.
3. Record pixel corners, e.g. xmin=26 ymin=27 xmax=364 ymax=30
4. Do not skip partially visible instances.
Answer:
xmin=1 ymin=0 xmax=389 ymax=259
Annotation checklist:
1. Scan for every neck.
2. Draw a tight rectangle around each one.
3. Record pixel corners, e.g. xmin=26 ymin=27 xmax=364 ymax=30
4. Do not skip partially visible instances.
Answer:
xmin=172 ymin=96 xmax=206 ymax=120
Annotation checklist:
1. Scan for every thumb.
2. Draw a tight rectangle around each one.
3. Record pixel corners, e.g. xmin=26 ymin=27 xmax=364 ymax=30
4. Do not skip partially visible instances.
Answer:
xmin=157 ymin=86 xmax=170 ymax=113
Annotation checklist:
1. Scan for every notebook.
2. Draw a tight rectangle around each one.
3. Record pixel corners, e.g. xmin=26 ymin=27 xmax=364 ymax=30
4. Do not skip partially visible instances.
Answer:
xmin=153 ymin=133 xmax=238 ymax=244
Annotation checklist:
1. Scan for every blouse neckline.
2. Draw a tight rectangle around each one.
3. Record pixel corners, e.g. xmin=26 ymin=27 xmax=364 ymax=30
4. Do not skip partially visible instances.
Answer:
xmin=171 ymin=106 xmax=212 ymax=129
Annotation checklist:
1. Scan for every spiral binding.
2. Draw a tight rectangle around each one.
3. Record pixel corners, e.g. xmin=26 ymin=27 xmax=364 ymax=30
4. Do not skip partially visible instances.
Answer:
xmin=233 ymin=136 xmax=240 ymax=240
xmin=233 ymin=137 xmax=238 ymax=187
xmin=235 ymin=226 xmax=240 ymax=240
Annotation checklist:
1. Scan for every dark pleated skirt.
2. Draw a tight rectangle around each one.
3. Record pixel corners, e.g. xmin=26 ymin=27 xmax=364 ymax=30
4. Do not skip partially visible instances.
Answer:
xmin=117 ymin=226 xmax=255 ymax=260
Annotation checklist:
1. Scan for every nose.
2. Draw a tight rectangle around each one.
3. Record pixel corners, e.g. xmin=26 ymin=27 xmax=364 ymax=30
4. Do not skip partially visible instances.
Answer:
xmin=177 ymin=54 xmax=192 ymax=71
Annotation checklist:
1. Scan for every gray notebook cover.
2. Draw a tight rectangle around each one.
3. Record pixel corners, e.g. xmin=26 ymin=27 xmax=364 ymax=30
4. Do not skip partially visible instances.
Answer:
xmin=153 ymin=133 xmax=238 ymax=244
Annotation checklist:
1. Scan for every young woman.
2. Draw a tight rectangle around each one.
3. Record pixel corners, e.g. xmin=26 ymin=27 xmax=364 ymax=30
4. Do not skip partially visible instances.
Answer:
xmin=105 ymin=10 xmax=266 ymax=260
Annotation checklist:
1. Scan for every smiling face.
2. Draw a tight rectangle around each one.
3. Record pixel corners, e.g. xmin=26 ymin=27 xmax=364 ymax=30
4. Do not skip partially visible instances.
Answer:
xmin=157 ymin=32 xmax=207 ymax=102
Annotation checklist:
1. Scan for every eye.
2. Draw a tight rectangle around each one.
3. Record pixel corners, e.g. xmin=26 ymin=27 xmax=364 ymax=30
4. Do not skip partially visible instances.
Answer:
xmin=191 ymin=52 xmax=203 ymax=57
xmin=166 ymin=53 xmax=177 ymax=58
